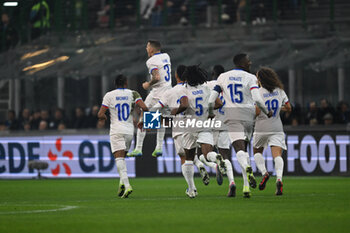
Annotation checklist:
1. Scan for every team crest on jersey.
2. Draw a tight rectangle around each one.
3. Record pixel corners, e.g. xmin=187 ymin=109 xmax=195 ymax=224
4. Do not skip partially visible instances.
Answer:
xmin=144 ymin=110 xmax=161 ymax=129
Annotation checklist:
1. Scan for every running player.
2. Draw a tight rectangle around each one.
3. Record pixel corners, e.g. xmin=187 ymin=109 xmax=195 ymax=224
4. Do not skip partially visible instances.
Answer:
xmin=209 ymin=54 xmax=272 ymax=198
xmin=173 ymin=65 xmax=227 ymax=198
xmin=252 ymin=67 xmax=291 ymax=195
xmin=98 ymin=74 xmax=148 ymax=198
xmin=202 ymin=64 xmax=236 ymax=197
xmin=149 ymin=65 xmax=210 ymax=189
xmin=128 ymin=40 xmax=171 ymax=157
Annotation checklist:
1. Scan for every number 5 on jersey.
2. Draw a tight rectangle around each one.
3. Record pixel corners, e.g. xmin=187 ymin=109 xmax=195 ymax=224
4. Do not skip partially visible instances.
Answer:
xmin=195 ymin=97 xmax=203 ymax=116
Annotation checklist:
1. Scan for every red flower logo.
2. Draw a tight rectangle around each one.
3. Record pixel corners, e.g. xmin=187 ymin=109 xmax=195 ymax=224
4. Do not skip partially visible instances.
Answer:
xmin=47 ymin=138 xmax=73 ymax=176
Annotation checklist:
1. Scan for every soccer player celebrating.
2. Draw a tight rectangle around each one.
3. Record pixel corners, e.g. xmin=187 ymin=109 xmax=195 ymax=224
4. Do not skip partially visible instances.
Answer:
xmin=209 ymin=54 xmax=272 ymax=198
xmin=149 ymin=65 xmax=210 ymax=188
xmin=252 ymin=67 xmax=292 ymax=195
xmin=173 ymin=65 xmax=227 ymax=198
xmin=98 ymin=74 xmax=148 ymax=198
xmin=204 ymin=64 xmax=237 ymax=197
xmin=128 ymin=40 xmax=172 ymax=157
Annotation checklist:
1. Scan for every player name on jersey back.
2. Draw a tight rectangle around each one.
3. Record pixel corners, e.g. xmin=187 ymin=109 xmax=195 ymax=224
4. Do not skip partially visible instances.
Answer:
xmin=102 ymin=88 xmax=141 ymax=136
xmin=255 ymin=87 xmax=289 ymax=133
xmin=216 ymin=69 xmax=259 ymax=122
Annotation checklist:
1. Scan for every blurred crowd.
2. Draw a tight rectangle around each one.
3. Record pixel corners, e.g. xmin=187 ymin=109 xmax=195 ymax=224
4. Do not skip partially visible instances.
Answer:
xmin=1 ymin=0 xmax=323 ymax=52
xmin=0 ymin=106 xmax=106 ymax=132
xmin=281 ymin=99 xmax=350 ymax=126
xmin=0 ymin=98 xmax=349 ymax=132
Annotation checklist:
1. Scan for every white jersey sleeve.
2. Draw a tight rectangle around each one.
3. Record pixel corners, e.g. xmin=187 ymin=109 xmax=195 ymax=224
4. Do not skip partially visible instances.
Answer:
xmin=206 ymin=80 xmax=226 ymax=125
xmin=158 ymin=83 xmax=187 ymax=138
xmin=281 ymin=90 xmax=289 ymax=105
xmin=247 ymin=74 xmax=259 ymax=90
xmin=102 ymin=93 xmax=112 ymax=109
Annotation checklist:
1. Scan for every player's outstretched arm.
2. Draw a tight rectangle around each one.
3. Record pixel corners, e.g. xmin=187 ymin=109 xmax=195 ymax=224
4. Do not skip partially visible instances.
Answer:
xmin=255 ymin=105 xmax=261 ymax=117
xmin=97 ymin=106 xmax=108 ymax=126
xmin=143 ymin=69 xmax=160 ymax=90
xmin=214 ymin=97 xmax=223 ymax=110
xmin=171 ymin=96 xmax=188 ymax=115
xmin=136 ymin=100 xmax=149 ymax=112
xmin=251 ymin=88 xmax=272 ymax=117
xmin=149 ymin=102 xmax=163 ymax=112
xmin=208 ymin=88 xmax=220 ymax=117
xmin=98 ymin=106 xmax=107 ymax=120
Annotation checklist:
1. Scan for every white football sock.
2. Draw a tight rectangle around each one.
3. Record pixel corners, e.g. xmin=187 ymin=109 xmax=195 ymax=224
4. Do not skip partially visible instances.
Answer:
xmin=241 ymin=164 xmax=249 ymax=187
xmin=182 ymin=161 xmax=195 ymax=191
xmin=254 ymin=153 xmax=267 ymax=175
xmin=224 ymin=159 xmax=234 ymax=183
xmin=135 ymin=128 xmax=146 ymax=151
xmin=236 ymin=150 xmax=249 ymax=170
xmin=155 ymin=127 xmax=165 ymax=151
xmin=206 ymin=151 xmax=218 ymax=163
xmin=245 ymin=152 xmax=251 ymax=166
xmin=194 ymin=155 xmax=204 ymax=169
xmin=274 ymin=156 xmax=284 ymax=182
xmin=181 ymin=164 xmax=189 ymax=184
xmin=115 ymin=158 xmax=130 ymax=188
xmin=199 ymin=154 xmax=217 ymax=169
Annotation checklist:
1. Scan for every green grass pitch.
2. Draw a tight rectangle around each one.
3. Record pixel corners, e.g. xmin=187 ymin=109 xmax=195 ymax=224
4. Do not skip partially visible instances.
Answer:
xmin=0 ymin=177 xmax=349 ymax=233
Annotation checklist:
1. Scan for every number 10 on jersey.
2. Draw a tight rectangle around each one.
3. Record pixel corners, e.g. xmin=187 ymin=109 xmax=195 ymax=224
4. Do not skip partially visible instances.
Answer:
xmin=115 ymin=103 xmax=130 ymax=121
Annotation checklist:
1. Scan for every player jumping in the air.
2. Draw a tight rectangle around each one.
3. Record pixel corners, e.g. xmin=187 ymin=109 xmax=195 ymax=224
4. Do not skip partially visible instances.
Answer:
xmin=173 ymin=65 xmax=226 ymax=198
xmin=98 ymin=75 xmax=148 ymax=198
xmin=204 ymin=64 xmax=237 ymax=197
xmin=252 ymin=67 xmax=292 ymax=195
xmin=209 ymin=54 xmax=272 ymax=198
xmin=128 ymin=40 xmax=171 ymax=157
xmin=149 ymin=65 xmax=210 ymax=190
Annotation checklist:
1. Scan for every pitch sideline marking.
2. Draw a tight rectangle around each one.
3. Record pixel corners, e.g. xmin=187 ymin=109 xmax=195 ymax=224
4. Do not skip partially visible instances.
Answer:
xmin=0 ymin=204 xmax=78 ymax=215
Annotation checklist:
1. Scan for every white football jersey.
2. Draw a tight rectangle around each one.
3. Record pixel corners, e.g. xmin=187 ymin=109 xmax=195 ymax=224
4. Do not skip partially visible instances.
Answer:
xmin=185 ymin=84 xmax=211 ymax=131
xmin=159 ymin=82 xmax=187 ymax=138
xmin=146 ymin=53 xmax=172 ymax=93
xmin=206 ymin=80 xmax=226 ymax=127
xmin=102 ymin=88 xmax=142 ymax=135
xmin=215 ymin=69 xmax=259 ymax=122
xmin=255 ymin=87 xmax=289 ymax=133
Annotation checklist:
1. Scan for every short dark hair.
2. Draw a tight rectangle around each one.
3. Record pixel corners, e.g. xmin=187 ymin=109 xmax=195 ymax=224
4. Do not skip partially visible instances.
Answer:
xmin=212 ymin=65 xmax=225 ymax=79
xmin=114 ymin=74 xmax=127 ymax=87
xmin=148 ymin=40 xmax=161 ymax=50
xmin=176 ymin=65 xmax=187 ymax=81
xmin=233 ymin=53 xmax=247 ymax=66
